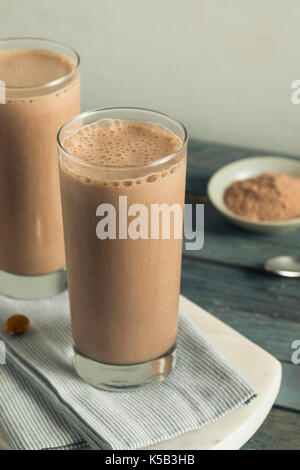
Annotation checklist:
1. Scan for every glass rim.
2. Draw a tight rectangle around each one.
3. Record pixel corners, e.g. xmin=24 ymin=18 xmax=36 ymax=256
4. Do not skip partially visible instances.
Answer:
xmin=0 ymin=37 xmax=80 ymax=91
xmin=57 ymin=106 xmax=188 ymax=170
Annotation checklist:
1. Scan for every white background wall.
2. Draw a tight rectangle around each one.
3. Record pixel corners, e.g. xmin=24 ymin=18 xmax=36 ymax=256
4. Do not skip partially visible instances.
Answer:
xmin=1 ymin=0 xmax=300 ymax=155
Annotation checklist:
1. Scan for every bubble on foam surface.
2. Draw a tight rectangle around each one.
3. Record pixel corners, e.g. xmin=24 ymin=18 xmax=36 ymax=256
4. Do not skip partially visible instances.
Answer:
xmin=63 ymin=119 xmax=182 ymax=168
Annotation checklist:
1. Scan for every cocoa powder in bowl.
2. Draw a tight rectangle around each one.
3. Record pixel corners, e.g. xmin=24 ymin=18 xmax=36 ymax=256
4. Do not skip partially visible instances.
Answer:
xmin=224 ymin=172 xmax=300 ymax=221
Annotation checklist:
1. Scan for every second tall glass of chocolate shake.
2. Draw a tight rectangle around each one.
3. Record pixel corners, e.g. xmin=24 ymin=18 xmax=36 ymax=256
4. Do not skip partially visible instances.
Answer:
xmin=0 ymin=38 xmax=80 ymax=298
xmin=58 ymin=108 xmax=187 ymax=390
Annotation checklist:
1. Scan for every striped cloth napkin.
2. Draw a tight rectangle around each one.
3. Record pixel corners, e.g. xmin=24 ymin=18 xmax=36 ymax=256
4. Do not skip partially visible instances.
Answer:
xmin=0 ymin=292 xmax=256 ymax=450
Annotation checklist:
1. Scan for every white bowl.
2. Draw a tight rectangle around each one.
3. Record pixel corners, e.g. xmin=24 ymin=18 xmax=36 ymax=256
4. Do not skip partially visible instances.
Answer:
xmin=207 ymin=156 xmax=300 ymax=234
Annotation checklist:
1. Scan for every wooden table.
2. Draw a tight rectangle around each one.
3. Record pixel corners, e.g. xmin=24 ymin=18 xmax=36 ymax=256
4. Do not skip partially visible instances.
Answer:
xmin=183 ymin=140 xmax=300 ymax=450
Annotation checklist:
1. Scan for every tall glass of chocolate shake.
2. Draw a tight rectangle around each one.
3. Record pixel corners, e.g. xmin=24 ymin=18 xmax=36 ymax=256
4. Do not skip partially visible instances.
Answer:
xmin=58 ymin=107 xmax=187 ymax=391
xmin=0 ymin=38 xmax=80 ymax=299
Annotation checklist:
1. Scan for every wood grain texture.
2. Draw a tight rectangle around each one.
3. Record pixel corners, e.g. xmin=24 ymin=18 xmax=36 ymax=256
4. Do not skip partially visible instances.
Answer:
xmin=277 ymin=364 xmax=300 ymax=411
xmin=184 ymin=203 xmax=300 ymax=268
xmin=242 ymin=407 xmax=300 ymax=450
xmin=184 ymin=139 xmax=300 ymax=449
xmin=181 ymin=257 xmax=300 ymax=325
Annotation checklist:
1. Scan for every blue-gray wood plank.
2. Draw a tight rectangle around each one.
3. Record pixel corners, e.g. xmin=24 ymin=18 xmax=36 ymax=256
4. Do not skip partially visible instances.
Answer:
xmin=185 ymin=140 xmax=300 ymax=450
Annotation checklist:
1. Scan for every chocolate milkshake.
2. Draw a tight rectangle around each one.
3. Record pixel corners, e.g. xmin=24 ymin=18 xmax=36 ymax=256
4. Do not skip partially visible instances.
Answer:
xmin=58 ymin=108 xmax=187 ymax=390
xmin=0 ymin=38 xmax=80 ymax=297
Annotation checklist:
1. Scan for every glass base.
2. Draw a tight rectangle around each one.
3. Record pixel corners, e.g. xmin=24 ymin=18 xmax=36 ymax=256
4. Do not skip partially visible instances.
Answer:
xmin=74 ymin=345 xmax=177 ymax=391
xmin=0 ymin=268 xmax=67 ymax=300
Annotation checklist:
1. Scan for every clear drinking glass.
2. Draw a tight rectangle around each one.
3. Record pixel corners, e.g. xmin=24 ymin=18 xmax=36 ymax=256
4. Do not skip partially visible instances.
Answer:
xmin=57 ymin=107 xmax=187 ymax=391
xmin=0 ymin=38 xmax=80 ymax=299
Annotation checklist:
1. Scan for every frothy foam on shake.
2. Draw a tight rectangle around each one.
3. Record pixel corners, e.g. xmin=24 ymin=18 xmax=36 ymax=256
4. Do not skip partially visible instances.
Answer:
xmin=63 ymin=119 xmax=182 ymax=167
xmin=0 ymin=49 xmax=75 ymax=88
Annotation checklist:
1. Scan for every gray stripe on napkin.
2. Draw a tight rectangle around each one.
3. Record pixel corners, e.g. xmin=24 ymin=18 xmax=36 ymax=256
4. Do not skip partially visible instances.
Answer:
xmin=0 ymin=362 xmax=83 ymax=450
xmin=0 ymin=292 xmax=256 ymax=450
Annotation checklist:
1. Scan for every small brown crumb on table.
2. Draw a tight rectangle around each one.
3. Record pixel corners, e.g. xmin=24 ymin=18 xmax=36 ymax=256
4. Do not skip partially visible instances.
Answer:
xmin=5 ymin=315 xmax=30 ymax=335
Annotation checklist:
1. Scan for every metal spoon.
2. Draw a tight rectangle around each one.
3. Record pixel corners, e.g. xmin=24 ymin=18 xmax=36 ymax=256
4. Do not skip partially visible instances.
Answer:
xmin=264 ymin=256 xmax=300 ymax=278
